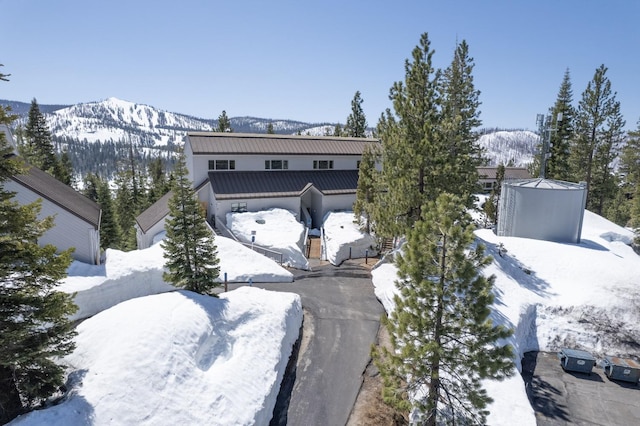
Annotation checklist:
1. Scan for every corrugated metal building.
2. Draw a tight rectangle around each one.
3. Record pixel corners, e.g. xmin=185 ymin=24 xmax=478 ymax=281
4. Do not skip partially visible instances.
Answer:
xmin=497 ymin=178 xmax=587 ymax=243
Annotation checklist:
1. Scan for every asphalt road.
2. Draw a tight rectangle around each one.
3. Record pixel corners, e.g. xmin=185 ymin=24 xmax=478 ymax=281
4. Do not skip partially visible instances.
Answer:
xmin=521 ymin=351 xmax=640 ymax=425
xmin=230 ymin=260 xmax=384 ymax=426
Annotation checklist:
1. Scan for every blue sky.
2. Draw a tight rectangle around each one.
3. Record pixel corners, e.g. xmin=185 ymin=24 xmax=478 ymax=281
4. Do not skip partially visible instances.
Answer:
xmin=1 ymin=0 xmax=638 ymax=130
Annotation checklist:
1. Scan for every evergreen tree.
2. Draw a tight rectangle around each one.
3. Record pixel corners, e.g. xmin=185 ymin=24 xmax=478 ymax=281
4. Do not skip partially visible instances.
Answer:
xmin=146 ymin=157 xmax=170 ymax=205
xmin=373 ymin=194 xmax=513 ymax=425
xmin=437 ymin=39 xmax=483 ymax=205
xmin=0 ymin=75 xmax=77 ymax=424
xmin=546 ymin=69 xmax=575 ymax=181
xmin=113 ymin=166 xmax=138 ymax=251
xmin=97 ymin=177 xmax=121 ymax=249
xmin=621 ymin=119 xmax=640 ymax=239
xmin=590 ymin=102 xmax=625 ymax=216
xmin=376 ymin=33 xmax=441 ymax=237
xmin=162 ymin=154 xmax=220 ymax=294
xmin=353 ymin=143 xmax=379 ymax=233
xmin=266 ymin=122 xmax=275 ymax=134
xmin=333 ymin=123 xmax=343 ymax=137
xmin=82 ymin=173 xmax=100 ymax=202
xmin=22 ymin=98 xmax=57 ymax=174
xmin=570 ymin=64 xmax=623 ymax=213
xmin=345 ymin=91 xmax=368 ymax=137
xmin=53 ymin=149 xmax=74 ymax=186
xmin=216 ymin=110 xmax=233 ymax=132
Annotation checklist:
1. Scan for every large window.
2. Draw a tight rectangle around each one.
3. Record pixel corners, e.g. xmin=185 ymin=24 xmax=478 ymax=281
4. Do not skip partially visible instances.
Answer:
xmin=313 ymin=160 xmax=334 ymax=170
xmin=265 ymin=159 xmax=288 ymax=170
xmin=231 ymin=202 xmax=247 ymax=213
xmin=208 ymin=159 xmax=236 ymax=170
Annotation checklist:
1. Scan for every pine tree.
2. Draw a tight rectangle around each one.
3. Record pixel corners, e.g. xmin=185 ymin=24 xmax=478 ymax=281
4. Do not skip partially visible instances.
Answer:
xmin=113 ymin=166 xmax=138 ymax=251
xmin=53 ymin=149 xmax=74 ymax=186
xmin=376 ymin=33 xmax=441 ymax=237
xmin=146 ymin=157 xmax=170 ymax=205
xmin=621 ymin=120 xmax=640 ymax=239
xmin=82 ymin=173 xmax=100 ymax=202
xmin=483 ymin=163 xmax=505 ymax=226
xmin=353 ymin=144 xmax=379 ymax=233
xmin=0 ymin=75 xmax=77 ymax=424
xmin=373 ymin=193 xmax=513 ymax=425
xmin=570 ymin=64 xmax=623 ymax=214
xmin=437 ymin=40 xmax=484 ymax=206
xmin=333 ymin=123 xmax=343 ymax=137
xmin=345 ymin=91 xmax=368 ymax=138
xmin=22 ymin=98 xmax=57 ymax=174
xmin=97 ymin=176 xmax=121 ymax=249
xmin=217 ymin=110 xmax=233 ymax=132
xmin=266 ymin=122 xmax=275 ymax=134
xmin=162 ymin=153 xmax=220 ymax=295
xmin=547 ymin=69 xmax=575 ymax=181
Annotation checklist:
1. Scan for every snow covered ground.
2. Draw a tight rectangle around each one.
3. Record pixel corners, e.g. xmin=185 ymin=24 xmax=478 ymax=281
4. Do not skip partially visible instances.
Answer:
xmin=322 ymin=211 xmax=377 ymax=265
xmin=11 ymin=206 xmax=640 ymax=425
xmin=372 ymin=209 xmax=640 ymax=425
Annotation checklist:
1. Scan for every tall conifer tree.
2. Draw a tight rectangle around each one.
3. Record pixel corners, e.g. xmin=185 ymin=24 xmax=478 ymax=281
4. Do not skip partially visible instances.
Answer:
xmin=570 ymin=64 xmax=623 ymax=213
xmin=162 ymin=154 xmax=220 ymax=295
xmin=438 ymin=40 xmax=483 ymax=205
xmin=217 ymin=110 xmax=233 ymax=132
xmin=0 ymin=70 xmax=77 ymax=424
xmin=547 ymin=69 xmax=575 ymax=181
xmin=22 ymin=99 xmax=57 ymax=174
xmin=353 ymin=143 xmax=379 ymax=233
xmin=624 ymin=120 xmax=640 ymax=243
xmin=373 ymin=194 xmax=513 ymax=425
xmin=345 ymin=91 xmax=368 ymax=138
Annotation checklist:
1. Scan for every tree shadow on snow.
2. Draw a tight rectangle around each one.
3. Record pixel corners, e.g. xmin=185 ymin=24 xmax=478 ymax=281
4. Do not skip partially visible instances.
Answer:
xmin=520 ymin=352 xmax=571 ymax=423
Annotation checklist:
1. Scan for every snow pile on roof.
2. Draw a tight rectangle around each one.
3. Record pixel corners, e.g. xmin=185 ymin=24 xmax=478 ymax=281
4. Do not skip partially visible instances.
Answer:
xmin=371 ymin=209 xmax=640 ymax=425
xmin=11 ymin=287 xmax=302 ymax=426
xmin=227 ymin=208 xmax=309 ymax=270
xmin=323 ymin=211 xmax=377 ymax=265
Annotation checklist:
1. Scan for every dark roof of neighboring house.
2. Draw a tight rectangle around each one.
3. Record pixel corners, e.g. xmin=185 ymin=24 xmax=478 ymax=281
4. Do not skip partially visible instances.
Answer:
xmin=187 ymin=132 xmax=379 ymax=155
xmin=209 ymin=170 xmax=359 ymax=200
xmin=135 ymin=190 xmax=172 ymax=233
xmin=10 ymin=162 xmax=101 ymax=229
xmin=477 ymin=167 xmax=532 ymax=180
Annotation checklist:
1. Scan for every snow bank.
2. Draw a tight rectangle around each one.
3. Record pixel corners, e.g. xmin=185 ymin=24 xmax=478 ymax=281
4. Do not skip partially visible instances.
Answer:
xmin=323 ymin=211 xmax=377 ymax=265
xmin=11 ymin=287 xmax=303 ymax=426
xmin=216 ymin=235 xmax=294 ymax=283
xmin=60 ymin=244 xmax=174 ymax=321
xmin=372 ymin=208 xmax=640 ymax=424
xmin=227 ymin=208 xmax=309 ymax=270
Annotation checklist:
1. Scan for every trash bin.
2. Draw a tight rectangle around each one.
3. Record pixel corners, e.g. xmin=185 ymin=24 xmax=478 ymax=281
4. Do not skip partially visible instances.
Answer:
xmin=602 ymin=356 xmax=640 ymax=384
xmin=558 ymin=348 xmax=596 ymax=374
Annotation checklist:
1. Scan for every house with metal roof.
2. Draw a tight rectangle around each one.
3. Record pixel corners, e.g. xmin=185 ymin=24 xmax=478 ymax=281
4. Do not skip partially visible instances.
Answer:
xmin=2 ymin=127 xmax=101 ymax=264
xmin=477 ymin=166 xmax=532 ymax=192
xmin=4 ymin=161 xmax=102 ymax=265
xmin=135 ymin=132 xmax=378 ymax=249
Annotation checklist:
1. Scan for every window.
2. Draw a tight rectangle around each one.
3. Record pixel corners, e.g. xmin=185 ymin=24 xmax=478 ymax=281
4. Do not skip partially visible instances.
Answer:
xmin=208 ymin=159 xmax=236 ymax=170
xmin=231 ymin=202 xmax=247 ymax=213
xmin=356 ymin=160 xmax=361 ymax=169
xmin=313 ymin=160 xmax=334 ymax=169
xmin=265 ymin=160 xmax=288 ymax=170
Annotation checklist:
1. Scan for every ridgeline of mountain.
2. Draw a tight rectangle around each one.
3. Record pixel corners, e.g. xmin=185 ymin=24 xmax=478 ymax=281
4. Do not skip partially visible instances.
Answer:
xmin=0 ymin=97 xmax=539 ymax=176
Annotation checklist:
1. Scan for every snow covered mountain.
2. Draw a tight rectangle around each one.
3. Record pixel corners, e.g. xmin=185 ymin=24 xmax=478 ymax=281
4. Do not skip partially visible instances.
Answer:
xmin=477 ymin=130 xmax=539 ymax=167
xmin=2 ymin=97 xmax=540 ymax=166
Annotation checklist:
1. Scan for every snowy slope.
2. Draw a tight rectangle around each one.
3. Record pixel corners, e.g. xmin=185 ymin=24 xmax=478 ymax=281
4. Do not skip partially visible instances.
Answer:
xmin=371 ymin=209 xmax=640 ymax=425
xmin=477 ymin=130 xmax=539 ymax=167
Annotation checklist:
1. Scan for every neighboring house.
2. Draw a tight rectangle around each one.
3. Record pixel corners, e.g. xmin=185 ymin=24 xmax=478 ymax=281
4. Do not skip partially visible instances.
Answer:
xmin=4 ymin=162 xmax=102 ymax=265
xmin=477 ymin=166 xmax=532 ymax=192
xmin=1 ymin=126 xmax=102 ymax=265
xmin=136 ymin=132 xmax=378 ymax=249
xmin=135 ymin=190 xmax=172 ymax=250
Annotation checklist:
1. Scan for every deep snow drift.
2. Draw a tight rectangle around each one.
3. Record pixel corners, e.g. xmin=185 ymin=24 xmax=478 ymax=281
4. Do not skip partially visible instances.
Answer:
xmin=322 ymin=211 xmax=377 ymax=265
xmin=372 ymin=209 xmax=640 ymax=425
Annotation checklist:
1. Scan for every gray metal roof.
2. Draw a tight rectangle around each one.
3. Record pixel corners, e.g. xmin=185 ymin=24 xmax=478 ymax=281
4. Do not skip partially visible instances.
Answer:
xmin=477 ymin=167 xmax=532 ymax=180
xmin=135 ymin=191 xmax=172 ymax=233
xmin=505 ymin=178 xmax=586 ymax=190
xmin=187 ymin=132 xmax=379 ymax=155
xmin=10 ymin=163 xmax=101 ymax=229
xmin=209 ymin=170 xmax=359 ymax=200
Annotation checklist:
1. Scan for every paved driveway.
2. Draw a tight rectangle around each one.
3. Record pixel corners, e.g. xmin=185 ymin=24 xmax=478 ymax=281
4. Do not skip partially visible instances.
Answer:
xmin=231 ymin=260 xmax=384 ymax=426
xmin=521 ymin=351 xmax=640 ymax=425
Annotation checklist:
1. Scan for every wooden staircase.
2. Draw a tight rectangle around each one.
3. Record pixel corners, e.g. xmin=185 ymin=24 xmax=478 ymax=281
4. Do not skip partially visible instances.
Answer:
xmin=307 ymin=236 xmax=321 ymax=259
xmin=380 ymin=237 xmax=395 ymax=253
